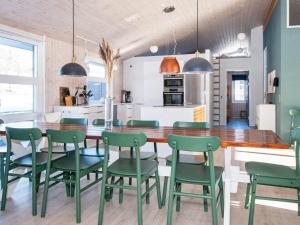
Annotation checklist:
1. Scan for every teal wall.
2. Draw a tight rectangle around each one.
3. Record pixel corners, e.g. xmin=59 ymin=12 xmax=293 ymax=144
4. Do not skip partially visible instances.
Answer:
xmin=264 ymin=0 xmax=300 ymax=141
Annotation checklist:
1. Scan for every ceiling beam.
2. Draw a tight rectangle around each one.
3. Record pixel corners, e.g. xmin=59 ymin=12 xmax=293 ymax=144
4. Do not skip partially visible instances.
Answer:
xmin=263 ymin=0 xmax=278 ymax=30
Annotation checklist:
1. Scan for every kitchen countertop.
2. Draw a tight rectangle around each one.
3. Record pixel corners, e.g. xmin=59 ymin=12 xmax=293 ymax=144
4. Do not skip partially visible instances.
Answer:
xmin=144 ymin=105 xmax=204 ymax=109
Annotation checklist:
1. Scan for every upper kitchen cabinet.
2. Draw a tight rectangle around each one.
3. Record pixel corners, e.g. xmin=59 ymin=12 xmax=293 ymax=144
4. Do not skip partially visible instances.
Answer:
xmin=123 ymin=53 xmax=211 ymax=107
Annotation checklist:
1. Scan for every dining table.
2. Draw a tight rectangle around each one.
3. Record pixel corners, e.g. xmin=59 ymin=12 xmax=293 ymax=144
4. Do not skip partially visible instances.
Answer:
xmin=0 ymin=121 xmax=290 ymax=225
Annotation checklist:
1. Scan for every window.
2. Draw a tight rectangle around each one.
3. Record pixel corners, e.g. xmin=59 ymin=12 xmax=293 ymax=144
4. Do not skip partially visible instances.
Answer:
xmin=86 ymin=59 xmax=106 ymax=103
xmin=0 ymin=27 xmax=44 ymax=119
xmin=232 ymin=80 xmax=248 ymax=103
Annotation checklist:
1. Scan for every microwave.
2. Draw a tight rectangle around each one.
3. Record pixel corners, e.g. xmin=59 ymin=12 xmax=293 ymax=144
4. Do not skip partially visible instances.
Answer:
xmin=163 ymin=74 xmax=184 ymax=87
xmin=163 ymin=92 xmax=184 ymax=106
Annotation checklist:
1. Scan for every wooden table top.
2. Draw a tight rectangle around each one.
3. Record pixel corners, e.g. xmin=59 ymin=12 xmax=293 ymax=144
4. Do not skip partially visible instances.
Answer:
xmin=0 ymin=121 xmax=289 ymax=149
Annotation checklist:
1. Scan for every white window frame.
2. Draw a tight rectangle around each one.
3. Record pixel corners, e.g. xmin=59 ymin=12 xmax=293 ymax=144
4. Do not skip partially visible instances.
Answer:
xmin=0 ymin=24 xmax=45 ymax=122
xmin=287 ymin=0 xmax=300 ymax=28
xmin=85 ymin=56 xmax=106 ymax=103
xmin=232 ymin=80 xmax=247 ymax=104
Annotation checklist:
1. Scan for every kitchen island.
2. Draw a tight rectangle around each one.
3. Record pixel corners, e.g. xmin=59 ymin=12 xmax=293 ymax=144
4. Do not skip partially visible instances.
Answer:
xmin=140 ymin=105 xmax=206 ymax=126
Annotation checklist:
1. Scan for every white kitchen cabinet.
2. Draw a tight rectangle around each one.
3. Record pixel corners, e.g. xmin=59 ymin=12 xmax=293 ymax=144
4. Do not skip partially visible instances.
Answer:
xmin=256 ymin=104 xmax=276 ymax=132
xmin=117 ymin=103 xmax=142 ymax=124
xmin=53 ymin=105 xmax=104 ymax=124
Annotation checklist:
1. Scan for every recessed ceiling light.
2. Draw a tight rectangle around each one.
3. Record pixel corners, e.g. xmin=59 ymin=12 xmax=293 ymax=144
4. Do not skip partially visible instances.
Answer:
xmin=150 ymin=45 xmax=159 ymax=53
xmin=124 ymin=14 xmax=140 ymax=23
xmin=237 ymin=32 xmax=246 ymax=40
xmin=163 ymin=6 xmax=175 ymax=13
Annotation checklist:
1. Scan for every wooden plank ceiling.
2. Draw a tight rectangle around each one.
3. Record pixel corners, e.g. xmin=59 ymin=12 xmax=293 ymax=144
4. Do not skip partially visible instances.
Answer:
xmin=0 ymin=0 xmax=272 ymax=59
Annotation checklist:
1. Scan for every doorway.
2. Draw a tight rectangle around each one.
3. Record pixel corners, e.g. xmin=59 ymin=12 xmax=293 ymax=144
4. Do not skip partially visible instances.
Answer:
xmin=226 ymin=71 xmax=250 ymax=129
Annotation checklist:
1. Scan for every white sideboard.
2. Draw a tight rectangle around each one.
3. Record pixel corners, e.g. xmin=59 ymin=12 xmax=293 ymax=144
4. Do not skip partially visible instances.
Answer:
xmin=53 ymin=105 xmax=104 ymax=123
xmin=256 ymin=104 xmax=276 ymax=132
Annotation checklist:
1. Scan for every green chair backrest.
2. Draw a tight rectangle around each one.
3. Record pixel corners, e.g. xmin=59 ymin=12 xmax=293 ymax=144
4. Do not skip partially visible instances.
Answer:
xmin=291 ymin=127 xmax=300 ymax=176
xmin=168 ymin=134 xmax=220 ymax=153
xmin=127 ymin=120 xmax=159 ymax=127
xmin=173 ymin=121 xmax=209 ymax=129
xmin=102 ymin=131 xmax=147 ymax=148
xmin=6 ymin=127 xmax=42 ymax=142
xmin=93 ymin=119 xmax=123 ymax=126
xmin=60 ymin=118 xmax=88 ymax=125
xmin=46 ymin=129 xmax=86 ymax=144
xmin=5 ymin=127 xmax=42 ymax=156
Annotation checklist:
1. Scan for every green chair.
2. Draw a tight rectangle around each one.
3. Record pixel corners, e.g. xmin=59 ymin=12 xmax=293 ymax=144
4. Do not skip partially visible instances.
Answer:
xmin=244 ymin=127 xmax=300 ymax=225
xmin=166 ymin=134 xmax=224 ymax=225
xmin=1 ymin=127 xmax=62 ymax=216
xmin=40 ymin=118 xmax=88 ymax=153
xmin=86 ymin=119 xmax=123 ymax=157
xmin=0 ymin=118 xmax=6 ymax=189
xmin=119 ymin=120 xmax=159 ymax=186
xmin=41 ymin=129 xmax=103 ymax=223
xmin=289 ymin=108 xmax=300 ymax=145
xmin=98 ymin=131 xmax=162 ymax=225
xmin=162 ymin=121 xmax=209 ymax=206
xmin=119 ymin=120 xmax=159 ymax=160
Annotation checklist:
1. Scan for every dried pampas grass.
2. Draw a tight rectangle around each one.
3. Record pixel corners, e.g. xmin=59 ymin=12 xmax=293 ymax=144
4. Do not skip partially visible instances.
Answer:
xmin=99 ymin=38 xmax=120 ymax=84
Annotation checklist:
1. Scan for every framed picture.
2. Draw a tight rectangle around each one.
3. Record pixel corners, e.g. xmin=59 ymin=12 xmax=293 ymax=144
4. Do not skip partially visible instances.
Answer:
xmin=287 ymin=0 xmax=300 ymax=28
xmin=267 ymin=70 xmax=276 ymax=94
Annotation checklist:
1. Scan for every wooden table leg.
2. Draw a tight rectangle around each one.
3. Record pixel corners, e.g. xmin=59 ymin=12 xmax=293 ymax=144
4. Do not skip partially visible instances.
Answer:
xmin=223 ymin=146 xmax=232 ymax=225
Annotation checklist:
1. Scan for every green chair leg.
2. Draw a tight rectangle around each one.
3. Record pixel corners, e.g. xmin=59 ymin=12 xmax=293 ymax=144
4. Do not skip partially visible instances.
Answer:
xmin=109 ymin=176 xmax=115 ymax=200
xmin=41 ymin=160 xmax=51 ymax=218
xmin=162 ymin=176 xmax=168 ymax=206
xmin=298 ymin=188 xmax=300 ymax=216
xmin=119 ymin=177 xmax=124 ymax=204
xmin=0 ymin=154 xmax=5 ymax=189
xmin=75 ymin=172 xmax=81 ymax=223
xmin=36 ymin=172 xmax=42 ymax=193
xmin=32 ymin=169 xmax=37 ymax=216
xmin=176 ymin=183 xmax=181 ymax=212
xmin=70 ymin=173 xmax=76 ymax=198
xmin=1 ymin=157 xmax=9 ymax=211
xmin=136 ymin=177 xmax=143 ymax=225
xmin=245 ymin=183 xmax=251 ymax=209
xmin=218 ymin=179 xmax=224 ymax=218
xmin=210 ymin=184 xmax=218 ymax=225
xmin=63 ymin=172 xmax=71 ymax=197
xmin=203 ymin=185 xmax=208 ymax=212
xmin=166 ymin=171 xmax=175 ymax=225
xmin=98 ymin=174 xmax=108 ymax=225
xmin=248 ymin=177 xmax=257 ymax=225
xmin=146 ymin=179 xmax=150 ymax=204
xmin=155 ymin=171 xmax=162 ymax=209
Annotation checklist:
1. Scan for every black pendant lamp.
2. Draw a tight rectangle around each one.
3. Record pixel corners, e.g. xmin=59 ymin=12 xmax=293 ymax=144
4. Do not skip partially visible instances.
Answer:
xmin=60 ymin=0 xmax=87 ymax=76
xmin=182 ymin=0 xmax=213 ymax=74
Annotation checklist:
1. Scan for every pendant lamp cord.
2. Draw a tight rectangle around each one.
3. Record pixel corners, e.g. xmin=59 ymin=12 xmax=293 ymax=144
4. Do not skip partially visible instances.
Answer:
xmin=197 ymin=0 xmax=199 ymax=51
xmin=72 ymin=0 xmax=75 ymax=60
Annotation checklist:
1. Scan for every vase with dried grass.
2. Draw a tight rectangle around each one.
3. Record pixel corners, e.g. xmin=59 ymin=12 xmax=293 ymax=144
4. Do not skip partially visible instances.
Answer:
xmin=99 ymin=38 xmax=120 ymax=129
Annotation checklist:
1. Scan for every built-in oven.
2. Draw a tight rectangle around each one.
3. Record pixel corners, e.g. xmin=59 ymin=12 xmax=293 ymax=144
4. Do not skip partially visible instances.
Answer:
xmin=163 ymin=87 xmax=184 ymax=106
xmin=163 ymin=74 xmax=184 ymax=88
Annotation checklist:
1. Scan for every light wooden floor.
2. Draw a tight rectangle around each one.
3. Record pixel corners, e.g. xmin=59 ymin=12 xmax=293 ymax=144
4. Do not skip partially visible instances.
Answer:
xmin=0 ymin=151 xmax=299 ymax=225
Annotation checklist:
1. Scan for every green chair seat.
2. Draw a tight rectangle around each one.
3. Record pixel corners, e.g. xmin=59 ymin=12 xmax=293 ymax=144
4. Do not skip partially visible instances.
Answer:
xmin=175 ymin=164 xmax=223 ymax=184
xmin=108 ymin=158 xmax=157 ymax=176
xmin=79 ymin=147 xmax=105 ymax=157
xmin=40 ymin=145 xmax=74 ymax=153
xmin=52 ymin=154 xmax=103 ymax=171
xmin=119 ymin=150 xmax=156 ymax=160
xmin=245 ymin=161 xmax=297 ymax=179
xmin=166 ymin=154 xmax=206 ymax=165
xmin=14 ymin=152 xmax=63 ymax=167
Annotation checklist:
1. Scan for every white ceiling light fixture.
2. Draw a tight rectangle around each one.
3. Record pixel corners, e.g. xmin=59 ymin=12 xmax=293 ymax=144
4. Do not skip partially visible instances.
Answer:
xmin=237 ymin=32 xmax=246 ymax=41
xmin=150 ymin=45 xmax=158 ymax=53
